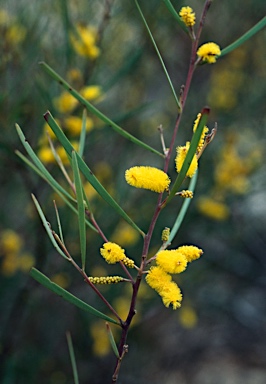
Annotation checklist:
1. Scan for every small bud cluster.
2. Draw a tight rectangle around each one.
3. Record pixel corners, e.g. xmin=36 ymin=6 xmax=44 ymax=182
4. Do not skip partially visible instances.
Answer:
xmin=89 ymin=276 xmax=124 ymax=284
xmin=180 ymin=190 xmax=194 ymax=198
xmin=179 ymin=6 xmax=196 ymax=27
xmin=122 ymin=256 xmax=135 ymax=268
xmin=161 ymin=227 xmax=170 ymax=242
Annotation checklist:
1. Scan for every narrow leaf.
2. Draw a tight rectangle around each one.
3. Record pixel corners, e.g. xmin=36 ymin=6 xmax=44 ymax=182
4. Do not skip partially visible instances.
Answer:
xmin=53 ymin=200 xmax=65 ymax=244
xmin=165 ymin=170 xmax=198 ymax=248
xmin=167 ymin=107 xmax=209 ymax=204
xmin=16 ymin=123 xmax=76 ymax=203
xmin=40 ymin=61 xmax=163 ymax=157
xmin=135 ymin=0 xmax=181 ymax=110
xmin=66 ymin=332 xmax=79 ymax=384
xmin=31 ymin=194 xmax=69 ymax=259
xmin=106 ymin=322 xmax=120 ymax=359
xmin=44 ymin=111 xmax=145 ymax=236
xmin=16 ymin=150 xmax=97 ymax=233
xmin=72 ymin=151 xmax=86 ymax=270
xmin=78 ymin=109 xmax=87 ymax=157
xmin=30 ymin=267 xmax=120 ymax=325
xmin=221 ymin=16 xmax=266 ymax=57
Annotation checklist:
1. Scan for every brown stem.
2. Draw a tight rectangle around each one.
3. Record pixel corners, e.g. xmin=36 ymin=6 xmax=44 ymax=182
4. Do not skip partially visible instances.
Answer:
xmin=53 ymin=230 xmax=123 ymax=324
xmin=110 ymin=1 xmax=214 ymax=380
xmin=85 ymin=209 xmax=109 ymax=242
xmin=69 ymin=255 xmax=123 ymax=324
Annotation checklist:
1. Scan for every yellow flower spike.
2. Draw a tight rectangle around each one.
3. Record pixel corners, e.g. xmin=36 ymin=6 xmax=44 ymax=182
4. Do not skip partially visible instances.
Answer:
xmin=6 ymin=24 xmax=27 ymax=45
xmin=145 ymin=266 xmax=172 ymax=293
xmin=179 ymin=306 xmax=198 ymax=328
xmin=160 ymin=281 xmax=182 ymax=310
xmin=38 ymin=146 xmax=55 ymax=164
xmin=0 ymin=229 xmax=23 ymax=254
xmin=179 ymin=6 xmax=196 ymax=27
xmin=193 ymin=113 xmax=209 ymax=152
xmin=197 ymin=42 xmax=221 ymax=64
xmin=63 ymin=116 xmax=94 ymax=136
xmin=125 ymin=166 xmax=170 ymax=193
xmin=90 ymin=322 xmax=110 ymax=357
xmin=18 ymin=253 xmax=35 ymax=273
xmin=156 ymin=249 xmax=188 ymax=274
xmin=1 ymin=254 xmax=20 ymax=276
xmin=71 ymin=25 xmax=100 ymax=59
xmin=177 ymin=245 xmax=203 ymax=263
xmin=80 ymin=85 xmax=102 ymax=101
xmin=175 ymin=142 xmax=198 ymax=178
xmin=197 ymin=196 xmax=230 ymax=221
xmin=111 ymin=221 xmax=139 ymax=247
xmin=53 ymin=92 xmax=78 ymax=114
xmin=100 ymin=242 xmax=126 ymax=264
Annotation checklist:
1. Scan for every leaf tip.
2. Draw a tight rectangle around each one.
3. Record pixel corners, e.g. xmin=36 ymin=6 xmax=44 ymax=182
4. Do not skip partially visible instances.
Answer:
xmin=201 ymin=106 xmax=210 ymax=115
xmin=43 ymin=111 xmax=50 ymax=121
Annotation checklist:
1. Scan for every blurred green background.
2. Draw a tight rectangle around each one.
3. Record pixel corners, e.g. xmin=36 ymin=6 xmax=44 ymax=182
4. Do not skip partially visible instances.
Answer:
xmin=0 ymin=0 xmax=265 ymax=383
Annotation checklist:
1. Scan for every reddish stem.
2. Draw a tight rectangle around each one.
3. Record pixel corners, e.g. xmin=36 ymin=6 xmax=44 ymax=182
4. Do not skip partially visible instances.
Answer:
xmin=111 ymin=1 xmax=213 ymax=380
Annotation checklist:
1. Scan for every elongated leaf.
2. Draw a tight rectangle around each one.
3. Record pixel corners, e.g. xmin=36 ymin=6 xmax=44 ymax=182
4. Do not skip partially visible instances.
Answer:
xmin=106 ymin=322 xmax=120 ymax=359
xmin=166 ymin=170 xmax=198 ymax=248
xmin=72 ymin=151 xmax=86 ymax=270
xmin=221 ymin=16 xmax=266 ymax=57
xmin=30 ymin=267 xmax=119 ymax=325
xmin=162 ymin=0 xmax=188 ymax=34
xmin=16 ymin=124 xmax=76 ymax=203
xmin=31 ymin=194 xmax=68 ymax=260
xmin=40 ymin=61 xmax=163 ymax=158
xmin=44 ymin=111 xmax=145 ymax=236
xmin=135 ymin=0 xmax=181 ymax=110
xmin=31 ymin=194 xmax=69 ymax=259
xmin=66 ymin=332 xmax=79 ymax=384
xmin=78 ymin=109 xmax=87 ymax=157
xmin=167 ymin=107 xmax=209 ymax=204
xmin=16 ymin=150 xmax=97 ymax=233
xmin=53 ymin=200 xmax=65 ymax=244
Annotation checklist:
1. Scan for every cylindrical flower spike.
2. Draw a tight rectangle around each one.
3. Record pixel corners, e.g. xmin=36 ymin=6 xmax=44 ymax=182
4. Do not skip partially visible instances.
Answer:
xmin=145 ymin=266 xmax=172 ymax=293
xmin=197 ymin=42 xmax=221 ymax=64
xmin=179 ymin=6 xmax=196 ymax=27
xmin=177 ymin=245 xmax=203 ymax=262
xmin=193 ymin=113 xmax=209 ymax=152
xmin=89 ymin=276 xmax=124 ymax=284
xmin=125 ymin=166 xmax=170 ymax=193
xmin=100 ymin=242 xmax=125 ymax=264
xmin=156 ymin=249 xmax=188 ymax=274
xmin=175 ymin=142 xmax=198 ymax=178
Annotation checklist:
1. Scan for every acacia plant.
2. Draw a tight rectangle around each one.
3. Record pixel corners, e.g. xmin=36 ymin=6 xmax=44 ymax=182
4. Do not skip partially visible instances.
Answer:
xmin=16 ymin=1 xmax=265 ymax=382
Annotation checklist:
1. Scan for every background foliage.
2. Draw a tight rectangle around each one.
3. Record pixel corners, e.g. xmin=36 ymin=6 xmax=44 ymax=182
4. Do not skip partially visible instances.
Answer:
xmin=0 ymin=0 xmax=265 ymax=383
